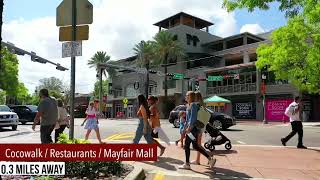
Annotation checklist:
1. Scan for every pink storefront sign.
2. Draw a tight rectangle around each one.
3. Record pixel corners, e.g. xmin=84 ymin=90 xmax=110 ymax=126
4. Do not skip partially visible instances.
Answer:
xmin=266 ymin=99 xmax=293 ymax=121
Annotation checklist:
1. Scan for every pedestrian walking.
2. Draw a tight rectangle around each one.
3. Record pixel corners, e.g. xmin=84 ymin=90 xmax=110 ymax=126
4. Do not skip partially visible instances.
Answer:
xmin=281 ymin=96 xmax=307 ymax=149
xmin=191 ymin=91 xmax=207 ymax=165
xmin=32 ymin=89 xmax=58 ymax=144
xmin=133 ymin=94 xmax=153 ymax=144
xmin=54 ymin=99 xmax=70 ymax=143
xmin=179 ymin=91 xmax=216 ymax=170
xmin=81 ymin=100 xmax=105 ymax=144
xmin=148 ymin=96 xmax=166 ymax=156
xmin=175 ymin=111 xmax=186 ymax=148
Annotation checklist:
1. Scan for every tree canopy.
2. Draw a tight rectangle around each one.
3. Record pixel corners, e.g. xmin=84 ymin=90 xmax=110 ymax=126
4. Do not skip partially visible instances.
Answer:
xmin=223 ymin=0 xmax=320 ymax=94
xmin=35 ymin=77 xmax=65 ymax=99
xmin=93 ymin=80 xmax=109 ymax=99
xmin=0 ymin=47 xmax=19 ymax=97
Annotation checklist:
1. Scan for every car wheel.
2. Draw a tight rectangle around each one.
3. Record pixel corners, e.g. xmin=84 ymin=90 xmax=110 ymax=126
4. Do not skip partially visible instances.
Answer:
xmin=12 ymin=125 xmax=17 ymax=131
xmin=209 ymin=145 xmax=215 ymax=151
xmin=212 ymin=120 xmax=223 ymax=130
xmin=173 ymin=119 xmax=180 ymax=128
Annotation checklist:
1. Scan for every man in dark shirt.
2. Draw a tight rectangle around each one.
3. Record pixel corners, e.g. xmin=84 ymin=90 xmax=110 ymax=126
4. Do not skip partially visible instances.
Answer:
xmin=32 ymin=89 xmax=58 ymax=144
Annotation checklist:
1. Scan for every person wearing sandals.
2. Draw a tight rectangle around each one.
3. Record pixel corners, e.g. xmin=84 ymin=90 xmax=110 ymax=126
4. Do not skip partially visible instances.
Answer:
xmin=133 ymin=94 xmax=154 ymax=145
xmin=191 ymin=91 xmax=208 ymax=165
xmin=179 ymin=91 xmax=216 ymax=170
xmin=81 ymin=100 xmax=105 ymax=144
xmin=148 ymin=96 xmax=166 ymax=156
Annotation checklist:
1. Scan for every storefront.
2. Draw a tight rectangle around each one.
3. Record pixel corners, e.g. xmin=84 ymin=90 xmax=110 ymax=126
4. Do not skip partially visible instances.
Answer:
xmin=265 ymin=98 xmax=292 ymax=122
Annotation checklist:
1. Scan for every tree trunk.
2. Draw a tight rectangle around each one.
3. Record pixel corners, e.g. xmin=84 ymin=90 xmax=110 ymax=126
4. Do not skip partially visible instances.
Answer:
xmin=0 ymin=0 xmax=3 ymax=70
xmin=164 ymin=53 xmax=169 ymax=100
xmin=145 ymin=63 xmax=149 ymax=99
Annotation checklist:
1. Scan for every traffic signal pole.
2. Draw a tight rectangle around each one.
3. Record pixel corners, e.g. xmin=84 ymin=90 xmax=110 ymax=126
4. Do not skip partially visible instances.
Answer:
xmin=69 ymin=0 xmax=77 ymax=140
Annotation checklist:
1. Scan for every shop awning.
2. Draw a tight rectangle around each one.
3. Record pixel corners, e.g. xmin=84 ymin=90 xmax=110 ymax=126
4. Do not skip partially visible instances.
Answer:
xmin=204 ymin=95 xmax=231 ymax=106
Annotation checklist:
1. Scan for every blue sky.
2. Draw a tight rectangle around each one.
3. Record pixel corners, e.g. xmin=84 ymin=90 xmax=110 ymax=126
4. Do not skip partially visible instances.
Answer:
xmin=2 ymin=0 xmax=287 ymax=93
xmin=4 ymin=0 xmax=287 ymax=33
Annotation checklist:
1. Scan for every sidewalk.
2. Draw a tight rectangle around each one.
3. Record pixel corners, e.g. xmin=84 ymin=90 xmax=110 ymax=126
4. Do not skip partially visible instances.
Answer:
xmin=125 ymin=144 xmax=320 ymax=180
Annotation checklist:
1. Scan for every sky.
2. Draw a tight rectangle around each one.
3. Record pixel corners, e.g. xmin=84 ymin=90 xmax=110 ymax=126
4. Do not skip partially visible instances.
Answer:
xmin=2 ymin=0 xmax=287 ymax=94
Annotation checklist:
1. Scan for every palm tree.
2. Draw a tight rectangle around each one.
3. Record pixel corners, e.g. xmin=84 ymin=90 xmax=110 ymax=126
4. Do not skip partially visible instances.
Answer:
xmin=88 ymin=51 xmax=116 ymax=79
xmin=133 ymin=40 xmax=155 ymax=98
xmin=153 ymin=31 xmax=185 ymax=99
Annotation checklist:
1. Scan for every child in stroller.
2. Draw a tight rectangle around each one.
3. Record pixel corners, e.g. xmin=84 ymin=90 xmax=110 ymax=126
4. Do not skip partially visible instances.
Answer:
xmin=204 ymin=122 xmax=232 ymax=151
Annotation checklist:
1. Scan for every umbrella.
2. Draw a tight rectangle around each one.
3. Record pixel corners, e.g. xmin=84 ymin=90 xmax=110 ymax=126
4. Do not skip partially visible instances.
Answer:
xmin=204 ymin=95 xmax=231 ymax=106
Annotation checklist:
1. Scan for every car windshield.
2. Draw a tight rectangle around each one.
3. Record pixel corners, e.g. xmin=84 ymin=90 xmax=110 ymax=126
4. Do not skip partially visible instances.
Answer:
xmin=27 ymin=105 xmax=38 ymax=112
xmin=0 ymin=105 xmax=12 ymax=112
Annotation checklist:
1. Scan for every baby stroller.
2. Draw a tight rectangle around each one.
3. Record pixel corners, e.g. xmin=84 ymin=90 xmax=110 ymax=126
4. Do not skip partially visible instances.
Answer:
xmin=204 ymin=123 xmax=232 ymax=151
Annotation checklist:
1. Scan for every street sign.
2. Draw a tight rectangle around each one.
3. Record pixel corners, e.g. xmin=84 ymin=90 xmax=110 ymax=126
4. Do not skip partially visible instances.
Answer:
xmin=56 ymin=0 xmax=93 ymax=26
xmin=59 ymin=25 xmax=89 ymax=41
xmin=62 ymin=41 xmax=82 ymax=58
xmin=262 ymin=74 xmax=267 ymax=80
xmin=124 ymin=104 xmax=128 ymax=108
xmin=173 ymin=73 xmax=184 ymax=79
xmin=123 ymin=98 xmax=128 ymax=104
xmin=207 ymin=76 xmax=223 ymax=81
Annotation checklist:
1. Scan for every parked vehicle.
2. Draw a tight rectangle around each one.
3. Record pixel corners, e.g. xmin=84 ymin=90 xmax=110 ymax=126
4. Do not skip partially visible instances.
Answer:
xmin=0 ymin=105 xmax=19 ymax=130
xmin=168 ymin=105 xmax=187 ymax=128
xmin=9 ymin=105 xmax=38 ymax=125
xmin=168 ymin=105 xmax=236 ymax=130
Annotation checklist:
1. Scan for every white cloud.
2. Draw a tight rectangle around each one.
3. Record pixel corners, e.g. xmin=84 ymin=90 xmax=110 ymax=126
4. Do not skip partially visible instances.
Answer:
xmin=3 ymin=0 xmax=238 ymax=94
xmin=240 ymin=24 xmax=265 ymax=34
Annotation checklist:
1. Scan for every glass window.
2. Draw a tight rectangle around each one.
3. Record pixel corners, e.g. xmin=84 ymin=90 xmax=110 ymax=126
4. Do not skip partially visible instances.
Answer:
xmin=228 ymin=78 xmax=233 ymax=86
xmin=240 ymin=74 xmax=245 ymax=84
xmin=252 ymin=72 xmax=257 ymax=83
xmin=246 ymin=73 xmax=252 ymax=83
xmin=223 ymin=78 xmax=227 ymax=86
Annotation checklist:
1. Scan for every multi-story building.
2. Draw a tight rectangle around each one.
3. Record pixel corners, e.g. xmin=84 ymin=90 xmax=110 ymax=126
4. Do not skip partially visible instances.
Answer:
xmin=107 ymin=12 xmax=320 ymax=121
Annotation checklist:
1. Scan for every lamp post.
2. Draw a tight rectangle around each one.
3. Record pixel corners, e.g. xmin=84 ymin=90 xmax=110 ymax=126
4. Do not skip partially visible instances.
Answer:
xmin=261 ymin=74 xmax=267 ymax=124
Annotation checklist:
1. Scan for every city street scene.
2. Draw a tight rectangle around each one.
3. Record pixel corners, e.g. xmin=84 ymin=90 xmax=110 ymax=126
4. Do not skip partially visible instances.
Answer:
xmin=0 ymin=0 xmax=320 ymax=179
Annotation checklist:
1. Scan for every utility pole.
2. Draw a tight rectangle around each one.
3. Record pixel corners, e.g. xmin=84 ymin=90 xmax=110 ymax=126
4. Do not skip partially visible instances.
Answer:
xmin=69 ymin=0 xmax=77 ymax=139
xmin=261 ymin=75 xmax=267 ymax=124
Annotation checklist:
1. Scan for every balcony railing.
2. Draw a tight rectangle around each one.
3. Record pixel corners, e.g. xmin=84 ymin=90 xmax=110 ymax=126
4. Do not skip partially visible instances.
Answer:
xmin=207 ymin=83 xmax=257 ymax=95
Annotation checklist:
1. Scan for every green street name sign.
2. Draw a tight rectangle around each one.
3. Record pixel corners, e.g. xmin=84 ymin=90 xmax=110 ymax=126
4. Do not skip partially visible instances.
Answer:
xmin=173 ymin=73 xmax=184 ymax=79
xmin=207 ymin=76 xmax=223 ymax=81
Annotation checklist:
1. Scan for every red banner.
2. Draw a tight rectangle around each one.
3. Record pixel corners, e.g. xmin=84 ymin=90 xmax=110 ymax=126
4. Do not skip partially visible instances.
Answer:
xmin=0 ymin=144 xmax=157 ymax=162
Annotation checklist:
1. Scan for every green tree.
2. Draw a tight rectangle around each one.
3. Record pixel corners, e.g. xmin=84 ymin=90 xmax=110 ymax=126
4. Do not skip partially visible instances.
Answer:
xmin=133 ymin=40 xmax=155 ymax=97
xmin=88 ymin=51 xmax=116 ymax=79
xmin=35 ymin=77 xmax=64 ymax=99
xmin=0 ymin=47 xmax=19 ymax=96
xmin=153 ymin=31 xmax=185 ymax=99
xmin=0 ymin=89 xmax=6 ymax=104
xmin=16 ymin=83 xmax=30 ymax=104
xmin=93 ymin=80 xmax=109 ymax=98
xmin=223 ymin=0 xmax=320 ymax=94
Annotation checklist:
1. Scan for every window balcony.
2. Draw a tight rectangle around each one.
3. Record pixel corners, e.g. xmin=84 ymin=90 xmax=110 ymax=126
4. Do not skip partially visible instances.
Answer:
xmin=207 ymin=83 xmax=257 ymax=95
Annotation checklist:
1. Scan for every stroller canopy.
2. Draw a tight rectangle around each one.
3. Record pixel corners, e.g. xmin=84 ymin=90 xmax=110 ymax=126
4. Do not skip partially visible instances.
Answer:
xmin=204 ymin=95 xmax=231 ymax=106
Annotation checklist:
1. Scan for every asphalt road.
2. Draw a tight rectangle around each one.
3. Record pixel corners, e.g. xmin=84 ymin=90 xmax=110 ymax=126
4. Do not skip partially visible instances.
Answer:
xmin=0 ymin=118 xmax=319 ymax=147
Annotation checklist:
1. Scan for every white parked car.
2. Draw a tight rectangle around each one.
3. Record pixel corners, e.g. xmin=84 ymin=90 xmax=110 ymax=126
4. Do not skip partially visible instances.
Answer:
xmin=0 ymin=105 xmax=19 ymax=130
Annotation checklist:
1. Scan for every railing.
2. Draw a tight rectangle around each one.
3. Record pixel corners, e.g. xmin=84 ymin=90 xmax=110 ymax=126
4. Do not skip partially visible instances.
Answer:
xmin=207 ymin=83 xmax=257 ymax=95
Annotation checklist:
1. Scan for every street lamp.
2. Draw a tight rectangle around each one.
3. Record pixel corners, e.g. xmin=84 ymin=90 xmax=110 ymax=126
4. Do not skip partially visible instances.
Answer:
xmin=261 ymin=74 xmax=267 ymax=124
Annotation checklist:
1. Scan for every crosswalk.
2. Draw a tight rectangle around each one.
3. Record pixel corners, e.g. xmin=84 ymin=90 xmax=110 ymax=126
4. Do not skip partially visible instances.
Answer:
xmin=104 ymin=132 xmax=135 ymax=140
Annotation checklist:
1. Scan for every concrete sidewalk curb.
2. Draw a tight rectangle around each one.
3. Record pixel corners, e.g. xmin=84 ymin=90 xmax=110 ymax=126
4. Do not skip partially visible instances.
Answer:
xmin=123 ymin=165 xmax=145 ymax=180
xmin=146 ymin=169 xmax=280 ymax=180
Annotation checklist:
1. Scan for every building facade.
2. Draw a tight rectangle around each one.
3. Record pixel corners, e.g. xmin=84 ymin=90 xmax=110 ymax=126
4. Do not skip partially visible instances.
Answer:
xmin=107 ymin=12 xmax=319 ymax=121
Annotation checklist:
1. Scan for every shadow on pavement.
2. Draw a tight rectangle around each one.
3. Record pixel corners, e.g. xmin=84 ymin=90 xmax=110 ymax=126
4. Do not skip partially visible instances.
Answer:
xmin=141 ymin=157 xmax=185 ymax=171
xmin=212 ymin=150 xmax=238 ymax=155
xmin=222 ymin=129 xmax=243 ymax=132
xmin=0 ymin=128 xmax=14 ymax=132
xmin=189 ymin=167 xmax=251 ymax=179
xmin=308 ymin=148 xmax=320 ymax=153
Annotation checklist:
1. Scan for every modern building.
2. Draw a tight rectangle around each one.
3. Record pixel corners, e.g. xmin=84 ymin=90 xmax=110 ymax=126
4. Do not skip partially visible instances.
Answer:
xmin=107 ymin=12 xmax=320 ymax=121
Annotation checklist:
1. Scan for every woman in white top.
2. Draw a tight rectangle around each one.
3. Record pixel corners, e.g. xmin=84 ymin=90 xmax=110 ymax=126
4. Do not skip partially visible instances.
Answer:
xmin=81 ymin=100 xmax=105 ymax=144
xmin=55 ymin=99 xmax=70 ymax=143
